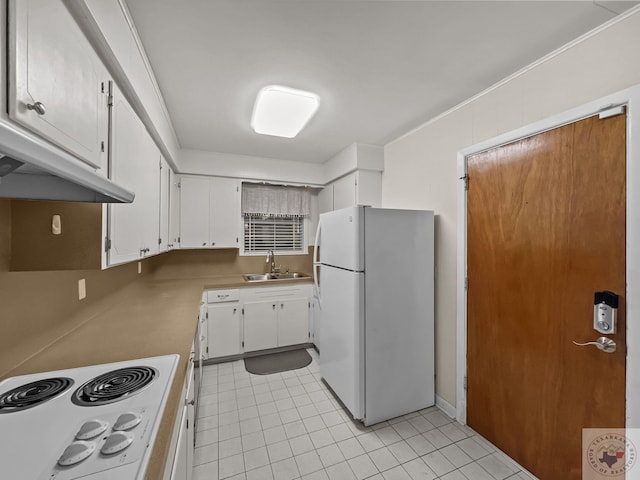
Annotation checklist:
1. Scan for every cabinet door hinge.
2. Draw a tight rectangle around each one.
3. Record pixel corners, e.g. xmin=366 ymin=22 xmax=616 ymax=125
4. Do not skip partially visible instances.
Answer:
xmin=107 ymin=94 xmax=114 ymax=107
xmin=464 ymin=277 xmax=468 ymax=290
xmin=158 ymin=238 xmax=162 ymax=245
xmin=460 ymin=174 xmax=469 ymax=191
xmin=236 ymin=186 xmax=239 ymax=192
xmin=104 ymin=237 xmax=111 ymax=252
xmin=464 ymin=376 xmax=467 ymax=391
xmin=159 ymin=160 xmax=163 ymax=169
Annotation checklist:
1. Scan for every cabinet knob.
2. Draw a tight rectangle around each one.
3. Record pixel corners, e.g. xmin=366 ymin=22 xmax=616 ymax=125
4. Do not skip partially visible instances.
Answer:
xmin=202 ymin=242 xmax=206 ymax=246
xmin=211 ymin=242 xmax=215 ymax=246
xmin=27 ymin=101 xmax=46 ymax=115
xmin=272 ymin=304 xmax=276 ymax=310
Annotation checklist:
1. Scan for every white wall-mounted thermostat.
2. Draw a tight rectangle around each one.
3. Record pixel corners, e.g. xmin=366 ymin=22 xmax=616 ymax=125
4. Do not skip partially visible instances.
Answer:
xmin=593 ymin=291 xmax=619 ymax=334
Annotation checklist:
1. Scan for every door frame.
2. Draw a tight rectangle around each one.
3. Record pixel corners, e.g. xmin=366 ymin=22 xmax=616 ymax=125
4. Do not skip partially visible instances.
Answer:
xmin=456 ymin=84 xmax=640 ymax=429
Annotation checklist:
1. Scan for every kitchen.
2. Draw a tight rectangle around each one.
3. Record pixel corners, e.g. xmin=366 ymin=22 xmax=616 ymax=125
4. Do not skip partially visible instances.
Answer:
xmin=1 ymin=1 xmax=640 ymax=480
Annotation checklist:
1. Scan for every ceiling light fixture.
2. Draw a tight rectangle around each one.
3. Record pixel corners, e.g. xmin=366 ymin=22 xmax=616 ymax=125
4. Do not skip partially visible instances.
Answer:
xmin=251 ymin=85 xmax=319 ymax=138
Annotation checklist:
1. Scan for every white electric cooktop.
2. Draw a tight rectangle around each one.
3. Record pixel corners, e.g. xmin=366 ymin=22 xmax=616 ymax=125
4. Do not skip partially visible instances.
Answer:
xmin=0 ymin=354 xmax=179 ymax=480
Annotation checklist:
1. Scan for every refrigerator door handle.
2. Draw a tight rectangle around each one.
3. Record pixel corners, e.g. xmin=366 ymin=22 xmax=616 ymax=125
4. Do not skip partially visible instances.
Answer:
xmin=313 ymin=220 xmax=322 ymax=305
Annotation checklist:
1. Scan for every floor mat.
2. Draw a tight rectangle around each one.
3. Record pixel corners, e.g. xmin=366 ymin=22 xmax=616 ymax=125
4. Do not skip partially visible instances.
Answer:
xmin=244 ymin=349 xmax=312 ymax=375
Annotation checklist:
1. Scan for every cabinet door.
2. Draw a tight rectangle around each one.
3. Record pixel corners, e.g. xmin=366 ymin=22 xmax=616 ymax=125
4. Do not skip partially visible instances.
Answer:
xmin=243 ymin=301 xmax=278 ymax=352
xmin=9 ymin=0 xmax=109 ymax=170
xmin=107 ymin=87 xmax=145 ymax=265
xmin=210 ymin=178 xmax=240 ymax=248
xmin=159 ymin=157 xmax=170 ymax=252
xmin=332 ymin=173 xmax=357 ymax=210
xmin=318 ymin=185 xmax=334 ymax=214
xmin=180 ymin=176 xmax=210 ymax=248
xmin=277 ymin=297 xmax=310 ymax=347
xmin=169 ymin=170 xmax=181 ymax=248
xmin=207 ymin=304 xmax=241 ymax=358
xmin=355 ymin=171 xmax=382 ymax=208
xmin=170 ymin=406 xmax=188 ymax=480
xmin=142 ymin=134 xmax=161 ymax=256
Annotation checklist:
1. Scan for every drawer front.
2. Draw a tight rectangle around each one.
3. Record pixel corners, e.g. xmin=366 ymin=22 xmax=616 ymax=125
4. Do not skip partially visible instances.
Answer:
xmin=207 ymin=289 xmax=240 ymax=303
xmin=241 ymin=284 xmax=313 ymax=303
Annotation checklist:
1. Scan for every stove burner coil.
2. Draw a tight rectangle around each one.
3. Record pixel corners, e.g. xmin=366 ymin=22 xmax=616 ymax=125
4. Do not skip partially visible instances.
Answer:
xmin=72 ymin=366 xmax=157 ymax=406
xmin=0 ymin=377 xmax=74 ymax=413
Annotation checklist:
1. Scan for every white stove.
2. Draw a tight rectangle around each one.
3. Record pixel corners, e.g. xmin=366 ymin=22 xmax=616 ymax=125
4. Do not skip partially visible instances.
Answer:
xmin=0 ymin=354 xmax=179 ymax=480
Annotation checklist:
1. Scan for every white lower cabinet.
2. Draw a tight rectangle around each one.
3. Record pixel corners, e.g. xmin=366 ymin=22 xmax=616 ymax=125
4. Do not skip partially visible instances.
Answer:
xmin=241 ymin=285 xmax=312 ymax=353
xmin=277 ymin=298 xmax=311 ymax=347
xmin=166 ymin=355 xmax=195 ymax=480
xmin=243 ymin=300 xmax=279 ymax=352
xmin=204 ymin=284 xmax=313 ymax=358
xmin=204 ymin=289 xmax=241 ymax=359
xmin=207 ymin=303 xmax=241 ymax=357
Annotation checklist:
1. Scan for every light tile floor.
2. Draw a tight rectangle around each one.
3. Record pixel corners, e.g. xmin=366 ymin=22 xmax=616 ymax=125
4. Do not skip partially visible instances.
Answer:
xmin=192 ymin=350 xmax=535 ymax=480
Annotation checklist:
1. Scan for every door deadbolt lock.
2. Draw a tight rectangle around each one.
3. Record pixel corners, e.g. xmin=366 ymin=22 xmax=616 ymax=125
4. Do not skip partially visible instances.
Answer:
xmin=593 ymin=291 xmax=618 ymax=334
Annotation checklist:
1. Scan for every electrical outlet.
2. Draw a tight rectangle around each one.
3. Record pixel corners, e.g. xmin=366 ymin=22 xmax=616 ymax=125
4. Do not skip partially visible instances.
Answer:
xmin=138 ymin=261 xmax=142 ymax=274
xmin=78 ymin=279 xmax=86 ymax=300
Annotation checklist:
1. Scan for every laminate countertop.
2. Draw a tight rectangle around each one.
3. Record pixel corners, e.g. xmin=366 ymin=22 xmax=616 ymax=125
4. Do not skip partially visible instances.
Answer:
xmin=4 ymin=272 xmax=312 ymax=480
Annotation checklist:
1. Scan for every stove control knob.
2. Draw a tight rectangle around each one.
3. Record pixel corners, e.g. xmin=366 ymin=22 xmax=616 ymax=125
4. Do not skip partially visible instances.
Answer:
xmin=58 ymin=441 xmax=96 ymax=466
xmin=100 ymin=431 xmax=134 ymax=455
xmin=76 ymin=419 xmax=109 ymax=440
xmin=113 ymin=412 xmax=142 ymax=431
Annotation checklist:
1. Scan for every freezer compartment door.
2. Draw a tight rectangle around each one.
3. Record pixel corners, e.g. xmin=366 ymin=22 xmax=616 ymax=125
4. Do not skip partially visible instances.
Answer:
xmin=318 ymin=206 xmax=364 ymax=271
xmin=318 ymin=265 xmax=364 ymax=420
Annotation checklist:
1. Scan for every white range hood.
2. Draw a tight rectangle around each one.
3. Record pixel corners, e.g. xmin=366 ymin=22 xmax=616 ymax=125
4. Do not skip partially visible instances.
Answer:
xmin=0 ymin=119 xmax=134 ymax=203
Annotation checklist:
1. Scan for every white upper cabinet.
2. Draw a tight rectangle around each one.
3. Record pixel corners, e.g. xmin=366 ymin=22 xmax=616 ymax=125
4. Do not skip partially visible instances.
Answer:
xmin=142 ymin=134 xmax=161 ymax=257
xmin=325 ymin=170 xmax=382 ymax=213
xmin=8 ymin=0 xmax=110 ymax=171
xmin=332 ymin=173 xmax=356 ymax=211
xmin=159 ymin=157 xmax=171 ymax=253
xmin=107 ymin=84 xmax=161 ymax=266
xmin=210 ymin=177 xmax=240 ymax=248
xmin=318 ymin=184 xmax=334 ymax=215
xmin=180 ymin=176 xmax=210 ymax=248
xmin=180 ymin=176 xmax=240 ymax=249
xmin=169 ymin=170 xmax=181 ymax=249
xmin=108 ymin=86 xmax=145 ymax=265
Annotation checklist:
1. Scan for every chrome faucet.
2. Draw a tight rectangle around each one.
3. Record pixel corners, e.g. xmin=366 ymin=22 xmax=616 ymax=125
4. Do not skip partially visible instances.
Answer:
xmin=266 ymin=250 xmax=276 ymax=274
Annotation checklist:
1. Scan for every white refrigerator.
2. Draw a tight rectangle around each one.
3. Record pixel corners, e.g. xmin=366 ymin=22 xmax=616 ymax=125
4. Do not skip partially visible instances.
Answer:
xmin=313 ymin=206 xmax=434 ymax=426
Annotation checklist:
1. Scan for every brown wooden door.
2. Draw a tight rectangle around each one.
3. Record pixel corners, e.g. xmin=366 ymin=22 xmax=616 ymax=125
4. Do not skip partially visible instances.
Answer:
xmin=466 ymin=113 xmax=626 ymax=480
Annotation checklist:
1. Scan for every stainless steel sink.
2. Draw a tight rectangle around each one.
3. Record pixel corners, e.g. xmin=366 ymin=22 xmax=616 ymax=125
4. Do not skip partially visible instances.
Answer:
xmin=243 ymin=272 xmax=310 ymax=282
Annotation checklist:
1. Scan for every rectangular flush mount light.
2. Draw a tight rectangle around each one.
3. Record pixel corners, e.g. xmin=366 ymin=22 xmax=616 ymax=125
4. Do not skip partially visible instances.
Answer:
xmin=251 ymin=85 xmax=319 ymax=138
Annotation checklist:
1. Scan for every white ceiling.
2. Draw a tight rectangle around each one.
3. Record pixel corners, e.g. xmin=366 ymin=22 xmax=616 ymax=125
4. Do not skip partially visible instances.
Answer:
xmin=125 ymin=1 xmax=637 ymax=164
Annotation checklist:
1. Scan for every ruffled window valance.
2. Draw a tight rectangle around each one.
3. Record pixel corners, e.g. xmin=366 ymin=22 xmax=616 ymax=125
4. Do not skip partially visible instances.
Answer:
xmin=241 ymin=183 xmax=310 ymax=217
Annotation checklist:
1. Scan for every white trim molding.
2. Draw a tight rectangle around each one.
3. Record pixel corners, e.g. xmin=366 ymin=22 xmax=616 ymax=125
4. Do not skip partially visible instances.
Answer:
xmin=456 ymin=84 xmax=640 ymax=430
xmin=435 ymin=394 xmax=457 ymax=419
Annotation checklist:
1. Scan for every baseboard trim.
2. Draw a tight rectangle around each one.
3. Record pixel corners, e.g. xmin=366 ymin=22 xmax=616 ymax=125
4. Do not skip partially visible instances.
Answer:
xmin=435 ymin=394 xmax=457 ymax=419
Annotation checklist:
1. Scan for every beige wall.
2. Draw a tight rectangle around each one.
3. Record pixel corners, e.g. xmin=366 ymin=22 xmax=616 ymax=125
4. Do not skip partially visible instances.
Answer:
xmin=0 ymin=198 xmax=313 ymax=377
xmin=0 ymin=199 xmax=147 ymax=378
xmin=382 ymin=9 xmax=640 ymax=406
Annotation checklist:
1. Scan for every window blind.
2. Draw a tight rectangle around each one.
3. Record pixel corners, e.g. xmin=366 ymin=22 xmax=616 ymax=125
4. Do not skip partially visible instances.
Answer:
xmin=244 ymin=215 xmax=304 ymax=253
